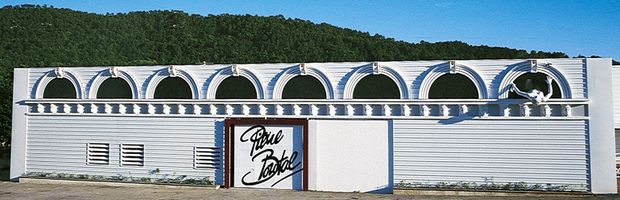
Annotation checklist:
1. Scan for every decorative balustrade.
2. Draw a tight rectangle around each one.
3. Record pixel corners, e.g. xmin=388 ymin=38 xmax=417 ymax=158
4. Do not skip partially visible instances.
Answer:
xmin=22 ymin=99 xmax=588 ymax=119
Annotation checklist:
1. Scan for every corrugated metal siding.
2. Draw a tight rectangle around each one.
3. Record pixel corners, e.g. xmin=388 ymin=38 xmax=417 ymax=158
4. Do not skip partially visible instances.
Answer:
xmin=612 ymin=66 xmax=620 ymax=128
xmin=26 ymin=116 xmax=224 ymax=182
xmin=616 ymin=129 xmax=620 ymax=163
xmin=393 ymin=119 xmax=588 ymax=191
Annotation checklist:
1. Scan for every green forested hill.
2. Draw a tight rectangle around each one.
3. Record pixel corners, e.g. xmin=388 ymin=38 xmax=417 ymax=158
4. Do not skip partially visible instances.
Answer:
xmin=0 ymin=4 xmax=599 ymax=144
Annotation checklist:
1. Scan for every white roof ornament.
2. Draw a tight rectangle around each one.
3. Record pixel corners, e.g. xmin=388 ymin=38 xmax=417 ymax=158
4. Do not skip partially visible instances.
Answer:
xmin=299 ymin=63 xmax=307 ymax=76
xmin=530 ymin=60 xmax=538 ymax=73
xmin=54 ymin=67 xmax=65 ymax=78
xmin=168 ymin=65 xmax=178 ymax=77
xmin=109 ymin=67 xmax=119 ymax=78
xmin=231 ymin=64 xmax=240 ymax=76
xmin=449 ymin=60 xmax=456 ymax=74
xmin=372 ymin=62 xmax=381 ymax=75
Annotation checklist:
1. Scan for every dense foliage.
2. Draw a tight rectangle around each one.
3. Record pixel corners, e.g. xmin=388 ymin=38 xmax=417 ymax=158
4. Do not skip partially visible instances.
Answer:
xmin=0 ymin=4 xmax=599 ymax=145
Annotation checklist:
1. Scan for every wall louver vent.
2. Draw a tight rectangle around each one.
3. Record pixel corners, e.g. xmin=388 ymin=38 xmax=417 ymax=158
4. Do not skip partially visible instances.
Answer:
xmin=87 ymin=143 xmax=110 ymax=165
xmin=194 ymin=146 xmax=221 ymax=169
xmin=120 ymin=144 xmax=144 ymax=166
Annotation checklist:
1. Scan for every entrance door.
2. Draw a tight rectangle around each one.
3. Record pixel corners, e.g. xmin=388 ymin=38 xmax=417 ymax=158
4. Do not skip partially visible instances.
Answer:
xmin=225 ymin=119 xmax=308 ymax=190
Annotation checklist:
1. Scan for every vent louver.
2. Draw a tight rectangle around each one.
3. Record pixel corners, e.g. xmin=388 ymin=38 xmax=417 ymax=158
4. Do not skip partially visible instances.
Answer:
xmin=120 ymin=144 xmax=144 ymax=166
xmin=87 ymin=143 xmax=110 ymax=165
xmin=194 ymin=146 xmax=221 ymax=169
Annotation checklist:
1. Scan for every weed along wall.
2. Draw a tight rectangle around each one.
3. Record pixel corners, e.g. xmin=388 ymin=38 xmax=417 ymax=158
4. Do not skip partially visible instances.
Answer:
xmin=10 ymin=58 xmax=617 ymax=194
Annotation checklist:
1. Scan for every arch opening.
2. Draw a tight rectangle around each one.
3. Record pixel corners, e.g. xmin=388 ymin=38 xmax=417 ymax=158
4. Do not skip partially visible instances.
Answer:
xmin=428 ymin=74 xmax=479 ymax=99
xmin=43 ymin=78 xmax=77 ymax=99
xmin=96 ymin=78 xmax=133 ymax=99
xmin=508 ymin=72 xmax=561 ymax=99
xmin=154 ymin=77 xmax=193 ymax=99
xmin=215 ymin=76 xmax=257 ymax=99
xmin=353 ymin=74 xmax=400 ymax=99
xmin=282 ymin=76 xmax=327 ymax=99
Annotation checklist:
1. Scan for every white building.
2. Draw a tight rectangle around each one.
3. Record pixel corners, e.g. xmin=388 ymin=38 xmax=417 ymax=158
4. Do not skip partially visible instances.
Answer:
xmin=10 ymin=58 xmax=617 ymax=194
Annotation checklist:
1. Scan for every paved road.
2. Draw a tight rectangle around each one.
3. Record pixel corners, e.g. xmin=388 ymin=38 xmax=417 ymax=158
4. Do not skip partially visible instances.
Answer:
xmin=0 ymin=182 xmax=618 ymax=200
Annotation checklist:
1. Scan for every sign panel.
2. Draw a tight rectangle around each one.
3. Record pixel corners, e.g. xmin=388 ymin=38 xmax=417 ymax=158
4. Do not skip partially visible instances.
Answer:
xmin=232 ymin=124 xmax=304 ymax=190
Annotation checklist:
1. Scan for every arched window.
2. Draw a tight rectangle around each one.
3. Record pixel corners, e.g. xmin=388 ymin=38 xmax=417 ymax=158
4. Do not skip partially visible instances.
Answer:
xmin=43 ymin=78 xmax=77 ymax=98
xmin=215 ymin=76 xmax=257 ymax=99
xmin=282 ymin=76 xmax=326 ymax=99
xmin=509 ymin=73 xmax=561 ymax=99
xmin=428 ymin=74 xmax=479 ymax=99
xmin=96 ymin=78 xmax=132 ymax=99
xmin=154 ymin=77 xmax=193 ymax=99
xmin=353 ymin=75 xmax=400 ymax=99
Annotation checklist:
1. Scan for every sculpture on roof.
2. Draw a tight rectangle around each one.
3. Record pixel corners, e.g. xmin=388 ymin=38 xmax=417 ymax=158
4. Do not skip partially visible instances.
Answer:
xmin=510 ymin=76 xmax=554 ymax=105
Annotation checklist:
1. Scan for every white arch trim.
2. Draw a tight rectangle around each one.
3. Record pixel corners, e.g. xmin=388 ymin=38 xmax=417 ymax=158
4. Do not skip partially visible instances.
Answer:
xmin=418 ymin=63 xmax=488 ymax=99
xmin=205 ymin=66 xmax=265 ymax=99
xmin=272 ymin=66 xmax=334 ymax=99
xmin=145 ymin=66 xmax=199 ymax=99
xmin=87 ymin=68 xmax=140 ymax=99
xmin=33 ymin=68 xmax=83 ymax=99
xmin=498 ymin=61 xmax=572 ymax=99
xmin=343 ymin=64 xmax=409 ymax=99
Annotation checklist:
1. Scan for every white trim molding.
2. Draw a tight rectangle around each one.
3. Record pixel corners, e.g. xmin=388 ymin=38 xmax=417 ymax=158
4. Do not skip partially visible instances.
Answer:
xmin=144 ymin=66 xmax=199 ymax=99
xmin=205 ymin=65 xmax=265 ymax=99
xmin=272 ymin=64 xmax=335 ymax=99
xmin=343 ymin=63 xmax=409 ymax=99
xmin=498 ymin=60 xmax=572 ymax=99
xmin=87 ymin=67 xmax=140 ymax=99
xmin=33 ymin=67 xmax=83 ymax=99
xmin=418 ymin=62 xmax=488 ymax=99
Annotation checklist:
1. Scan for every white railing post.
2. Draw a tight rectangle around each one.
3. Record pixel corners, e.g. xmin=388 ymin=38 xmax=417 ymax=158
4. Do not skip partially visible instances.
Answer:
xmin=543 ymin=104 xmax=552 ymax=118
xmin=521 ymin=104 xmax=530 ymax=117
xmin=440 ymin=104 xmax=449 ymax=117
xmin=259 ymin=104 xmax=267 ymax=116
xmin=148 ymin=104 xmax=155 ymax=115
xmin=163 ymin=104 xmax=171 ymax=115
xmin=276 ymin=104 xmax=284 ymax=116
xmin=226 ymin=104 xmax=234 ymax=116
xmin=63 ymin=104 xmax=71 ymax=113
xmin=178 ymin=104 xmax=186 ymax=115
xmin=311 ymin=105 xmax=319 ymax=116
xmin=563 ymin=104 xmax=572 ymax=117
xmin=210 ymin=105 xmax=218 ymax=116
xmin=104 ymin=104 xmax=112 ymax=114
xmin=77 ymin=104 xmax=85 ymax=114
xmin=119 ymin=104 xmax=127 ymax=114
xmin=243 ymin=104 xmax=251 ymax=116
xmin=402 ymin=104 xmax=411 ymax=116
xmin=329 ymin=105 xmax=336 ymax=116
xmin=37 ymin=104 xmax=45 ymax=113
xmin=459 ymin=105 xmax=468 ymax=116
xmin=421 ymin=105 xmax=430 ymax=117
xmin=383 ymin=104 xmax=392 ymax=117
xmin=293 ymin=104 xmax=301 ymax=116
xmin=133 ymin=104 xmax=140 ymax=114
xmin=346 ymin=104 xmax=355 ymax=117
xmin=364 ymin=104 xmax=373 ymax=117
xmin=193 ymin=105 xmax=201 ymax=115
xmin=50 ymin=104 xmax=58 ymax=114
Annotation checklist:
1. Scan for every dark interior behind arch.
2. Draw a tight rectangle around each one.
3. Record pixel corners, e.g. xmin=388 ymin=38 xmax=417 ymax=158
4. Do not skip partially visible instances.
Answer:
xmin=154 ymin=77 xmax=193 ymax=99
xmin=215 ymin=76 xmax=257 ymax=99
xmin=353 ymin=75 xmax=400 ymax=99
xmin=282 ymin=76 xmax=326 ymax=99
xmin=97 ymin=78 xmax=133 ymax=99
xmin=429 ymin=74 xmax=479 ymax=99
xmin=43 ymin=78 xmax=77 ymax=98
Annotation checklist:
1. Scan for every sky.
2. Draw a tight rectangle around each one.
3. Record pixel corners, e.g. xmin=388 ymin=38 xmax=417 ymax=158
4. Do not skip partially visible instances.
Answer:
xmin=3 ymin=0 xmax=620 ymax=60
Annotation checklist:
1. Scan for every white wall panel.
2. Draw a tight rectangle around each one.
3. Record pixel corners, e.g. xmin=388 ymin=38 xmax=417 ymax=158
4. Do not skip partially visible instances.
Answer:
xmin=25 ymin=116 xmax=225 ymax=183
xmin=392 ymin=119 xmax=588 ymax=191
